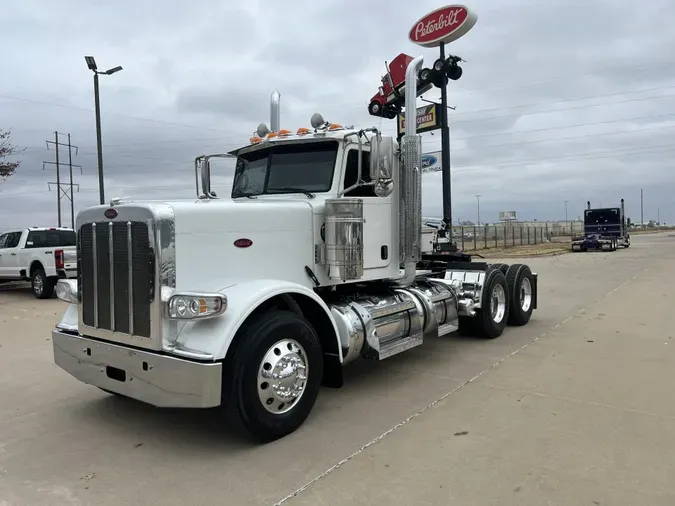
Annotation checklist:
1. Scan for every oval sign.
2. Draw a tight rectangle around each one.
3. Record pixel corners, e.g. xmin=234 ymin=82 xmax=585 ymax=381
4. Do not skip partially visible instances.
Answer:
xmin=422 ymin=154 xmax=437 ymax=168
xmin=104 ymin=208 xmax=118 ymax=219
xmin=234 ymin=238 xmax=253 ymax=248
xmin=409 ymin=5 xmax=478 ymax=48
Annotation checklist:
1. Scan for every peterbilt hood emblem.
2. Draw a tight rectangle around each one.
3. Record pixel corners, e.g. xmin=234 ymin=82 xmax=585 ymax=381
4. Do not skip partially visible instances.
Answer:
xmin=234 ymin=238 xmax=253 ymax=248
xmin=104 ymin=208 xmax=118 ymax=219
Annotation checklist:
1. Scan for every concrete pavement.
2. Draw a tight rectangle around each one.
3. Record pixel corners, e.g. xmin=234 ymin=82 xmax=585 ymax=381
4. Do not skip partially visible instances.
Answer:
xmin=0 ymin=232 xmax=673 ymax=505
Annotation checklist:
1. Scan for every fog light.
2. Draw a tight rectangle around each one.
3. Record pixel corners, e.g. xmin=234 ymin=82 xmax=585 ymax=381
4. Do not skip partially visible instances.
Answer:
xmin=167 ymin=293 xmax=227 ymax=320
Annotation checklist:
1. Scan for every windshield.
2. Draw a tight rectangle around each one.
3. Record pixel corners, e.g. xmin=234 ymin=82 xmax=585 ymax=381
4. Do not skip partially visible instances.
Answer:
xmin=231 ymin=140 xmax=338 ymax=198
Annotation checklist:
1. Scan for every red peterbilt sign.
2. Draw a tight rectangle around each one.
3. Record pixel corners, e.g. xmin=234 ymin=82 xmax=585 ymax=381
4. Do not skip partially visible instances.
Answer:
xmin=409 ymin=5 xmax=478 ymax=48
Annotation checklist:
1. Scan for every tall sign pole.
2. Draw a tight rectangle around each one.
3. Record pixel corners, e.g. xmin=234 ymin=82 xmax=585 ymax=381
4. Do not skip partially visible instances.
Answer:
xmin=409 ymin=5 xmax=478 ymax=237
xmin=439 ymin=41 xmax=452 ymax=229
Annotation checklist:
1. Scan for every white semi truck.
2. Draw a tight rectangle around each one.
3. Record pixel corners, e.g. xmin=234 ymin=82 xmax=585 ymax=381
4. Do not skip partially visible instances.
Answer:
xmin=51 ymin=56 xmax=538 ymax=442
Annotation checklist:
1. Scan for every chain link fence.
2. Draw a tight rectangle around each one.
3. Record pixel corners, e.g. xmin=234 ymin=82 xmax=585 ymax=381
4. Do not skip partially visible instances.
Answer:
xmin=450 ymin=223 xmax=556 ymax=252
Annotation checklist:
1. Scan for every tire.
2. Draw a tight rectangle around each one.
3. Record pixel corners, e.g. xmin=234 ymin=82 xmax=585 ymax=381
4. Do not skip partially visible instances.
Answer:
xmin=221 ymin=310 xmax=323 ymax=443
xmin=31 ymin=269 xmax=54 ymax=299
xmin=473 ymin=269 xmax=509 ymax=339
xmin=489 ymin=263 xmax=509 ymax=275
xmin=368 ymin=100 xmax=382 ymax=117
xmin=447 ymin=65 xmax=463 ymax=80
xmin=419 ymin=68 xmax=432 ymax=84
xmin=505 ymin=264 xmax=535 ymax=326
xmin=384 ymin=109 xmax=398 ymax=120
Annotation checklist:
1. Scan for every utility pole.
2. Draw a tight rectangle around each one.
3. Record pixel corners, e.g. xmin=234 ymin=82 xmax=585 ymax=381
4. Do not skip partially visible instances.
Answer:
xmin=658 ymin=207 xmax=660 ymax=225
xmin=45 ymin=132 xmax=82 ymax=229
xmin=67 ymin=134 xmax=75 ymax=229
xmin=564 ymin=200 xmax=569 ymax=222
xmin=475 ymin=194 xmax=481 ymax=225
xmin=640 ymin=188 xmax=644 ymax=226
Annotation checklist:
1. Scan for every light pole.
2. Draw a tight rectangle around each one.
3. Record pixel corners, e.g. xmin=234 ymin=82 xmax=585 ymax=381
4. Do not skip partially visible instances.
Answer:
xmin=475 ymin=194 xmax=481 ymax=226
xmin=85 ymin=56 xmax=122 ymax=205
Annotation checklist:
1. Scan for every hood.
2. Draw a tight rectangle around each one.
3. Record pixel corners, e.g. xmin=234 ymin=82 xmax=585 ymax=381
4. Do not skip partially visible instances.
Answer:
xmin=168 ymin=198 xmax=316 ymax=291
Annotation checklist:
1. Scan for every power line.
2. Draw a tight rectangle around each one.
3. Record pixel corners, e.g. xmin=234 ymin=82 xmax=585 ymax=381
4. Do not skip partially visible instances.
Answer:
xmin=3 ymin=57 xmax=675 ymax=144
xmin=41 ymin=111 xmax=675 ymax=174
xmin=11 ymin=82 xmax=675 ymax=156
xmin=3 ymin=144 xmax=675 ymax=199
xmin=16 ymin=101 xmax=675 ymax=174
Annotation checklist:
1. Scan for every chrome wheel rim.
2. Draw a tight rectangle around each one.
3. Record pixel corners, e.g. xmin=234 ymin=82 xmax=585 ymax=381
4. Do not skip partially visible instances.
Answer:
xmin=34 ymin=274 xmax=43 ymax=295
xmin=491 ymin=284 xmax=507 ymax=323
xmin=520 ymin=277 xmax=532 ymax=312
xmin=257 ymin=339 xmax=308 ymax=414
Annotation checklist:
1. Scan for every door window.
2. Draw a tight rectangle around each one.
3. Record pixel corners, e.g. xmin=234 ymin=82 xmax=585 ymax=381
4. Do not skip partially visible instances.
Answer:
xmin=5 ymin=232 xmax=21 ymax=248
xmin=25 ymin=230 xmax=75 ymax=248
xmin=343 ymin=149 xmax=377 ymax=197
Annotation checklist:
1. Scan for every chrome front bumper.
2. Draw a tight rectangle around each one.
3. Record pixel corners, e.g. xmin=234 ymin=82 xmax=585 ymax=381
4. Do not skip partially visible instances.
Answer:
xmin=52 ymin=330 xmax=222 ymax=408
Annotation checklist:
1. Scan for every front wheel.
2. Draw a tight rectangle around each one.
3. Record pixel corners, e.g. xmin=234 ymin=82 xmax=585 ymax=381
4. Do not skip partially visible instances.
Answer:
xmin=368 ymin=100 xmax=383 ymax=117
xmin=221 ymin=310 xmax=323 ymax=443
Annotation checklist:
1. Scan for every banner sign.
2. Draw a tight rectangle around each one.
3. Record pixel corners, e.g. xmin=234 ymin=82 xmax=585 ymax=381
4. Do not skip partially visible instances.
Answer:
xmin=499 ymin=211 xmax=517 ymax=221
xmin=397 ymin=103 xmax=441 ymax=136
xmin=421 ymin=150 xmax=442 ymax=173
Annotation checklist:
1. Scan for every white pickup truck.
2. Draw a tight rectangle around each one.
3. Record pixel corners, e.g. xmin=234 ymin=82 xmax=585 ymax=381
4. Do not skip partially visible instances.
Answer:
xmin=0 ymin=227 xmax=77 ymax=298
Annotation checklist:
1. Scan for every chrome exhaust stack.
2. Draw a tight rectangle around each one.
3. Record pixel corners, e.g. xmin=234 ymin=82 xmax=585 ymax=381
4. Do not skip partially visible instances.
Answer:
xmin=397 ymin=55 xmax=424 ymax=287
xmin=270 ymin=90 xmax=281 ymax=132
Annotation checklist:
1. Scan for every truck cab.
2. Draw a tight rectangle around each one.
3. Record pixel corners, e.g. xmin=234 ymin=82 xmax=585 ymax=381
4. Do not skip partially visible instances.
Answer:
xmin=571 ymin=199 xmax=630 ymax=252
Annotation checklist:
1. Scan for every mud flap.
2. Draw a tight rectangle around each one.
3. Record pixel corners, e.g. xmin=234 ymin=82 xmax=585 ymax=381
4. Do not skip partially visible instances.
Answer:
xmin=532 ymin=273 xmax=538 ymax=310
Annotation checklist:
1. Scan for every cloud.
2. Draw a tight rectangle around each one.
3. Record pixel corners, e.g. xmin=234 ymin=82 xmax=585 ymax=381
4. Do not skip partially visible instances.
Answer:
xmin=2 ymin=0 xmax=675 ymax=234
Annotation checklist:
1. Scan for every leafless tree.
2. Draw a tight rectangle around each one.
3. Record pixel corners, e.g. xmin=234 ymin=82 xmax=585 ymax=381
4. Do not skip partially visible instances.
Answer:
xmin=0 ymin=129 xmax=24 ymax=180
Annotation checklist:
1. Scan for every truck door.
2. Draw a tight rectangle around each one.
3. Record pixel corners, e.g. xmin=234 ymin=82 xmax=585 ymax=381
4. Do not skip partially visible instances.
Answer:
xmin=0 ymin=233 xmax=8 ymax=277
xmin=342 ymin=148 xmax=393 ymax=270
xmin=0 ymin=232 xmax=23 ymax=278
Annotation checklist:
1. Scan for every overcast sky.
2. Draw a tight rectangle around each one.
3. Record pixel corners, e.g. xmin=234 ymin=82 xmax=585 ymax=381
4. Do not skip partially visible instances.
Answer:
xmin=1 ymin=0 xmax=674 ymax=232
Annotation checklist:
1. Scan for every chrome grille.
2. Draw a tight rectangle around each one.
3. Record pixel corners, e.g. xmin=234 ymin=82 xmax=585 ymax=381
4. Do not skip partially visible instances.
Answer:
xmin=78 ymin=221 xmax=154 ymax=338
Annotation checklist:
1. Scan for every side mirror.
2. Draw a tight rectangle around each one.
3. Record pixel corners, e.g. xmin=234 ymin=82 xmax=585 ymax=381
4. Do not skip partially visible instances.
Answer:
xmin=370 ymin=135 xmax=395 ymax=197
xmin=200 ymin=159 xmax=212 ymax=198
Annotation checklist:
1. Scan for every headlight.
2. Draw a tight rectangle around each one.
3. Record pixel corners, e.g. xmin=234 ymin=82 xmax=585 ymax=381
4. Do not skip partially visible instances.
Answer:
xmin=167 ymin=293 xmax=227 ymax=320
xmin=56 ymin=279 xmax=78 ymax=303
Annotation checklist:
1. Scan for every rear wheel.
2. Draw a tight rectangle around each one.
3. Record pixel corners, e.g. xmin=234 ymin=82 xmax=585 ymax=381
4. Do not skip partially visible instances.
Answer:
xmin=221 ymin=310 xmax=323 ymax=443
xmin=473 ymin=269 xmax=509 ymax=339
xmin=505 ymin=264 xmax=534 ymax=326
xmin=489 ymin=263 xmax=509 ymax=275
xmin=31 ymin=269 xmax=54 ymax=299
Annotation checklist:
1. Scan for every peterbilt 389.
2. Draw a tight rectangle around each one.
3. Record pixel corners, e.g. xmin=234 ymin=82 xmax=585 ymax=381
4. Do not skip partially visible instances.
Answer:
xmin=51 ymin=55 xmax=538 ymax=442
